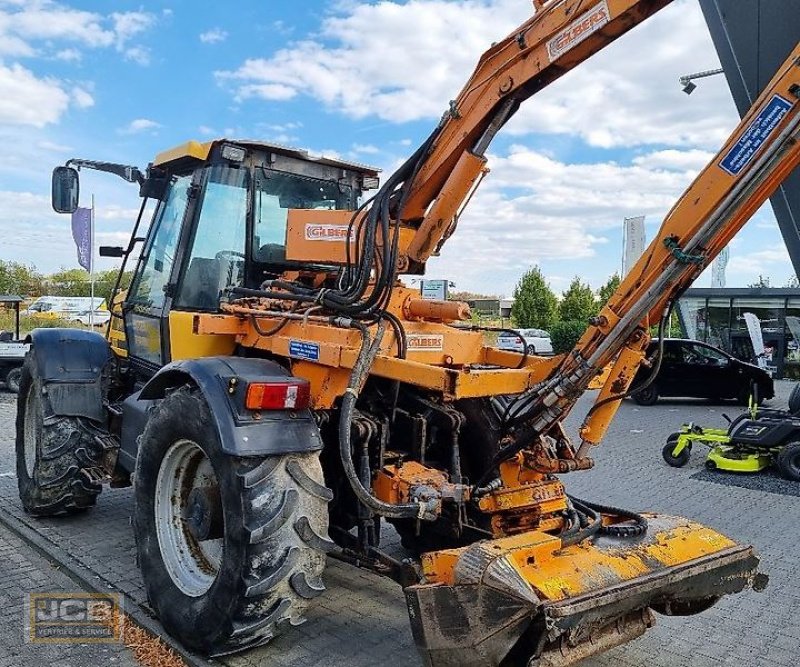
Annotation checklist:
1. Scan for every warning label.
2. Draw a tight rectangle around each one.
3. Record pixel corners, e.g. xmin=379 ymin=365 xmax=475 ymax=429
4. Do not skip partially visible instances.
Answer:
xmin=289 ymin=340 xmax=320 ymax=361
xmin=720 ymin=95 xmax=793 ymax=176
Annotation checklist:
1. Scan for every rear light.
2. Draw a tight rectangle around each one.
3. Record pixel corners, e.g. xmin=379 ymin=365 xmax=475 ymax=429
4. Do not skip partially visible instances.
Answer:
xmin=245 ymin=380 xmax=311 ymax=410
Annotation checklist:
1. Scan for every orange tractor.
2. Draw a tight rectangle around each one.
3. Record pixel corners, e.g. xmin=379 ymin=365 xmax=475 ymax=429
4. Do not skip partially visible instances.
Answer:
xmin=19 ymin=1 xmax=799 ymax=664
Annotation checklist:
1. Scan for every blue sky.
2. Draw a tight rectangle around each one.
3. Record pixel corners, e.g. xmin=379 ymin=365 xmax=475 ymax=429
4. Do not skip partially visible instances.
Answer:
xmin=0 ymin=0 xmax=794 ymax=296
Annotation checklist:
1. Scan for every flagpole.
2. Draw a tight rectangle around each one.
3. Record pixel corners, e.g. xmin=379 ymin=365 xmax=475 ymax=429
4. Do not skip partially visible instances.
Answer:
xmin=90 ymin=194 xmax=95 ymax=327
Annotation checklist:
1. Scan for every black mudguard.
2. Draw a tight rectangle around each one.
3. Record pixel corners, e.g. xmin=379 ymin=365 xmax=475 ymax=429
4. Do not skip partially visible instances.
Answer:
xmin=26 ymin=328 xmax=113 ymax=422
xmin=137 ymin=356 xmax=323 ymax=458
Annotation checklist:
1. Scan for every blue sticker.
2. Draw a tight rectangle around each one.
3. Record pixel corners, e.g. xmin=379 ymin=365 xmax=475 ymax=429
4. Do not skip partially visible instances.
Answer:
xmin=720 ymin=95 xmax=793 ymax=176
xmin=289 ymin=340 xmax=320 ymax=361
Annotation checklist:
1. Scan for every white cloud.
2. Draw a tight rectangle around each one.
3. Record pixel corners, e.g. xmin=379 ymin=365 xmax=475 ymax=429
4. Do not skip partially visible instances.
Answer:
xmin=54 ymin=47 xmax=81 ymax=62
xmin=352 ymin=143 xmax=379 ymax=155
xmin=427 ymin=143 xmax=714 ymax=295
xmin=0 ymin=63 xmax=70 ymax=127
xmin=216 ymin=0 xmax=735 ymax=148
xmin=0 ymin=3 xmax=156 ymax=63
xmin=37 ymin=140 xmax=72 ymax=152
xmin=71 ymin=87 xmax=94 ymax=109
xmin=199 ymin=28 xmax=228 ymax=44
xmin=119 ymin=118 xmax=161 ymax=135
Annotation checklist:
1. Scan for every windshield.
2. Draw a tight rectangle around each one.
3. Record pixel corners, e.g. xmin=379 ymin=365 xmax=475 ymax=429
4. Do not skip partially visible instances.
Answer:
xmin=252 ymin=168 xmax=354 ymax=265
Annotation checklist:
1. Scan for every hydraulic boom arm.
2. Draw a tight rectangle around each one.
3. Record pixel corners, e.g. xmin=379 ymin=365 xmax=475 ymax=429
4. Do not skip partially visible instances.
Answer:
xmin=507 ymin=41 xmax=800 ymax=458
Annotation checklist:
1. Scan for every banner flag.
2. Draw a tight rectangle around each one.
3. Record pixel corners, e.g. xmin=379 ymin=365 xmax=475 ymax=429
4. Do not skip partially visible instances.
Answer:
xmin=70 ymin=207 xmax=92 ymax=271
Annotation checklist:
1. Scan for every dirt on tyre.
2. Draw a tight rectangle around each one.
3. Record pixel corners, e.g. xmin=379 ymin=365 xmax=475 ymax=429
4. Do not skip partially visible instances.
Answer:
xmin=632 ymin=384 xmax=659 ymax=406
xmin=777 ymin=442 xmax=800 ymax=482
xmin=134 ymin=387 xmax=332 ymax=655
xmin=662 ymin=434 xmax=691 ymax=467
xmin=15 ymin=359 xmax=103 ymax=516
xmin=5 ymin=367 xmax=21 ymax=394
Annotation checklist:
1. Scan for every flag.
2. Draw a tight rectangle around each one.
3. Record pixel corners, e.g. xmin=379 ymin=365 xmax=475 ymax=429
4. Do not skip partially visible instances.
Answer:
xmin=71 ymin=207 xmax=92 ymax=271
xmin=622 ymin=216 xmax=646 ymax=275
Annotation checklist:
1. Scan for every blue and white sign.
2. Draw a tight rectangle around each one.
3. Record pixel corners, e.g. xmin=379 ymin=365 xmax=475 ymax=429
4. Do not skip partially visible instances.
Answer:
xmin=720 ymin=94 xmax=793 ymax=176
xmin=289 ymin=340 xmax=320 ymax=361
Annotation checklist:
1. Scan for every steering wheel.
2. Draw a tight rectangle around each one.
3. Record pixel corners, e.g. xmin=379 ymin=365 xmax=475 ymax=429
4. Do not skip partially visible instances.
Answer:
xmin=215 ymin=250 xmax=246 ymax=261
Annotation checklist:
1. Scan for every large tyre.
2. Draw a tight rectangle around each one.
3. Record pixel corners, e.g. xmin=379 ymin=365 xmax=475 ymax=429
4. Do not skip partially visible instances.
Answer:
xmin=134 ymin=387 xmax=332 ymax=655
xmin=5 ymin=367 xmax=21 ymax=394
xmin=15 ymin=360 xmax=103 ymax=515
xmin=632 ymin=384 xmax=659 ymax=406
xmin=777 ymin=442 xmax=800 ymax=482
xmin=662 ymin=433 xmax=691 ymax=467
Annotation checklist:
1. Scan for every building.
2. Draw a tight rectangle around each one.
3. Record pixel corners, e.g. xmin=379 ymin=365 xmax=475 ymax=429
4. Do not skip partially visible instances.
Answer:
xmin=678 ymin=288 xmax=800 ymax=379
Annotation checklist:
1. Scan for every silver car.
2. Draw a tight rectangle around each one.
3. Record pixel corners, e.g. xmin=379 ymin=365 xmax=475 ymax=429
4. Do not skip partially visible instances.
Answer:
xmin=496 ymin=328 xmax=553 ymax=355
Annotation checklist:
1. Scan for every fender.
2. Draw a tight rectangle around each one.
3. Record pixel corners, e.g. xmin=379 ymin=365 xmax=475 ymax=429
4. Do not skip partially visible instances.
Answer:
xmin=137 ymin=356 xmax=323 ymax=457
xmin=26 ymin=328 xmax=113 ymax=422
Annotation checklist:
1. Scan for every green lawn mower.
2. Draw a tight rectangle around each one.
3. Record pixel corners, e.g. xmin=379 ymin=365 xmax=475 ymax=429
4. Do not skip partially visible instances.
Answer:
xmin=662 ymin=384 xmax=800 ymax=481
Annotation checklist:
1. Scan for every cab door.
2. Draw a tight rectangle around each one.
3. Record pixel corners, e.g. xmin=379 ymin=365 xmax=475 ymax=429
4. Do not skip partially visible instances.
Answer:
xmin=124 ymin=173 xmax=194 ymax=373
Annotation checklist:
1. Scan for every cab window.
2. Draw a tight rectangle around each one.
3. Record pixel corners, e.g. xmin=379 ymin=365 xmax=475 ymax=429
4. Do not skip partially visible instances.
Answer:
xmin=128 ymin=174 xmax=192 ymax=310
xmin=252 ymin=169 xmax=353 ymax=266
xmin=175 ymin=165 xmax=249 ymax=311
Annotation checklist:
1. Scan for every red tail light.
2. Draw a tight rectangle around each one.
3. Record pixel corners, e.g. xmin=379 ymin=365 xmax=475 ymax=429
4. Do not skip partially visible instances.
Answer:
xmin=245 ymin=380 xmax=311 ymax=410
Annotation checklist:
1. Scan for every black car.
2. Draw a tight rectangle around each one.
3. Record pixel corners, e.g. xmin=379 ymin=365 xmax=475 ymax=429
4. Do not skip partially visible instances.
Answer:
xmin=632 ymin=338 xmax=774 ymax=406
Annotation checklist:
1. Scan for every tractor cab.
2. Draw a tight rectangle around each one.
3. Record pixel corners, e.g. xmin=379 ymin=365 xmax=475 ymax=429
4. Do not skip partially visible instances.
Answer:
xmin=51 ymin=140 xmax=380 ymax=372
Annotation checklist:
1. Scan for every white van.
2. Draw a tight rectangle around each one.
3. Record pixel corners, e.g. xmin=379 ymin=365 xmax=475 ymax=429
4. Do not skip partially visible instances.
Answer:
xmin=25 ymin=296 xmax=108 ymax=319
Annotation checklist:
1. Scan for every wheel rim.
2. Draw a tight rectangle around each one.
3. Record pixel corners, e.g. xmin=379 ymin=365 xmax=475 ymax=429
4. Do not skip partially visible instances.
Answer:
xmin=23 ymin=385 xmax=39 ymax=478
xmin=154 ymin=439 xmax=223 ymax=597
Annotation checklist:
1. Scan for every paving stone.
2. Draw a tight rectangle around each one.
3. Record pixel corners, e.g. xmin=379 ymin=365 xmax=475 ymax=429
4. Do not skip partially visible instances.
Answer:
xmin=0 ymin=383 xmax=797 ymax=666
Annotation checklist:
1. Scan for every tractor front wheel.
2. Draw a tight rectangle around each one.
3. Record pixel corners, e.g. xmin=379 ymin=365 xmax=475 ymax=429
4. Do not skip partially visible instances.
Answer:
xmin=134 ymin=387 xmax=332 ymax=655
xmin=15 ymin=359 xmax=103 ymax=515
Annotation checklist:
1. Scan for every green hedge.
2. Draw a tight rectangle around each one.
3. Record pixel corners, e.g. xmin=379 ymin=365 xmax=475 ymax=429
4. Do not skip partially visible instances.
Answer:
xmin=550 ymin=320 xmax=587 ymax=354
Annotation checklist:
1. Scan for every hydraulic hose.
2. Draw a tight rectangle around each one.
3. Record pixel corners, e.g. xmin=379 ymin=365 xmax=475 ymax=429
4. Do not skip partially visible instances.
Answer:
xmin=338 ymin=320 xmax=437 ymax=521
xmin=569 ymin=495 xmax=648 ymax=538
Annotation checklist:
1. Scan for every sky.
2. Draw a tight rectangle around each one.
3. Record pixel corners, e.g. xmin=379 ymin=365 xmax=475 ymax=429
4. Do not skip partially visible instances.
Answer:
xmin=0 ymin=0 xmax=795 ymax=297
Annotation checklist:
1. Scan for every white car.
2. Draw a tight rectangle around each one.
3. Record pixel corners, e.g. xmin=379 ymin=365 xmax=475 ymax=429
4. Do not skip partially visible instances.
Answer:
xmin=496 ymin=328 xmax=553 ymax=355
xmin=71 ymin=310 xmax=112 ymax=327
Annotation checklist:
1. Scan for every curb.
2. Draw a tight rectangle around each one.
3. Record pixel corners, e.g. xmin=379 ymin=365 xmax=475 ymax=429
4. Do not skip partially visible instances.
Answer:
xmin=0 ymin=506 xmax=215 ymax=667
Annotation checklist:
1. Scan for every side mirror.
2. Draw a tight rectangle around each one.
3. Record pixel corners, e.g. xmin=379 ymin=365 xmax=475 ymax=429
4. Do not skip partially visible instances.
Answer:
xmin=99 ymin=246 xmax=125 ymax=258
xmin=52 ymin=166 xmax=79 ymax=214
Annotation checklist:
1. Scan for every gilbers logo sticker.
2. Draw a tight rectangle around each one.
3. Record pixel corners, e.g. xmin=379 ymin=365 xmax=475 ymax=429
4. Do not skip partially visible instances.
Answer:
xmin=304 ymin=224 xmax=354 ymax=242
xmin=547 ymin=1 xmax=610 ymax=62
xmin=407 ymin=334 xmax=444 ymax=352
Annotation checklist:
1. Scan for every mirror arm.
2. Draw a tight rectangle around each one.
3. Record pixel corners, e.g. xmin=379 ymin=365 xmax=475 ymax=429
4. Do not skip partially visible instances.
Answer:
xmin=66 ymin=158 xmax=144 ymax=185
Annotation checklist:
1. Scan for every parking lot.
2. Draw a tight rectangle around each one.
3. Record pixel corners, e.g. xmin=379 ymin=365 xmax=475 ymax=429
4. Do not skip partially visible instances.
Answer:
xmin=0 ymin=384 xmax=798 ymax=667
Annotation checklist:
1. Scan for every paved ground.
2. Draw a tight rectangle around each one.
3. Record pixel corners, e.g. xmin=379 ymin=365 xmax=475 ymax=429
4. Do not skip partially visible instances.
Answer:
xmin=0 ymin=500 xmax=139 ymax=666
xmin=0 ymin=385 xmax=798 ymax=666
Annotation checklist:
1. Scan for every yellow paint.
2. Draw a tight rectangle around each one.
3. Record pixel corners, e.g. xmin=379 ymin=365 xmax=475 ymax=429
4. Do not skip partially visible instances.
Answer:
xmin=168 ymin=311 xmax=236 ymax=360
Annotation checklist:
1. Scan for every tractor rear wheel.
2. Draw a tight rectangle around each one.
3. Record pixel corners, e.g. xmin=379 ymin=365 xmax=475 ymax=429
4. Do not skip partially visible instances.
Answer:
xmin=134 ymin=387 xmax=332 ymax=655
xmin=15 ymin=359 xmax=103 ymax=515
xmin=777 ymin=442 xmax=800 ymax=482
xmin=6 ymin=367 xmax=21 ymax=394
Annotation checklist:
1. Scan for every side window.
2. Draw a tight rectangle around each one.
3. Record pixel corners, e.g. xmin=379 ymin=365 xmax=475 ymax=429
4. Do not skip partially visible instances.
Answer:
xmin=174 ymin=165 xmax=248 ymax=310
xmin=128 ymin=174 xmax=192 ymax=310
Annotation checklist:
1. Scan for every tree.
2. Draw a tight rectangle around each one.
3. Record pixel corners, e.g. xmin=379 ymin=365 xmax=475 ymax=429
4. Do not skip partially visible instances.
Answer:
xmin=747 ymin=275 xmax=771 ymax=288
xmin=597 ymin=273 xmax=621 ymax=306
xmin=0 ymin=260 xmax=43 ymax=296
xmin=550 ymin=320 xmax=587 ymax=354
xmin=559 ymin=276 xmax=598 ymax=323
xmin=46 ymin=268 xmax=92 ymax=297
xmin=511 ymin=266 xmax=558 ymax=330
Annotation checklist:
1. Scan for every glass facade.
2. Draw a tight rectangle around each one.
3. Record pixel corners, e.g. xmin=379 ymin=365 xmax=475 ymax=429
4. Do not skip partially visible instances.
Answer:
xmin=677 ymin=288 xmax=800 ymax=379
